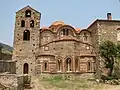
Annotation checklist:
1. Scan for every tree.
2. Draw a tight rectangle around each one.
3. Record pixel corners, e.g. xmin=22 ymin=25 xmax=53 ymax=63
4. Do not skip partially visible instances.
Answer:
xmin=99 ymin=41 xmax=119 ymax=76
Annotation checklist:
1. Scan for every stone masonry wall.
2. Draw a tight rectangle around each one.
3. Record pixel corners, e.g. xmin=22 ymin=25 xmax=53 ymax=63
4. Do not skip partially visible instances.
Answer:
xmin=0 ymin=61 xmax=16 ymax=74
xmin=12 ymin=6 xmax=41 ymax=75
xmin=97 ymin=21 xmax=120 ymax=44
xmin=0 ymin=74 xmax=24 ymax=90
xmin=87 ymin=21 xmax=100 ymax=78
xmin=88 ymin=20 xmax=120 ymax=78
xmin=0 ymin=53 xmax=12 ymax=60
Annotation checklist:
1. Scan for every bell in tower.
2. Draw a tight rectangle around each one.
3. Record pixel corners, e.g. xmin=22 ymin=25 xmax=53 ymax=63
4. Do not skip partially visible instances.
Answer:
xmin=25 ymin=10 xmax=31 ymax=17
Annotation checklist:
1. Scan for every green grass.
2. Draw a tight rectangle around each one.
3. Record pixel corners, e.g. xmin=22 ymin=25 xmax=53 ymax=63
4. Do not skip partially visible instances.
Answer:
xmin=39 ymin=75 xmax=104 ymax=90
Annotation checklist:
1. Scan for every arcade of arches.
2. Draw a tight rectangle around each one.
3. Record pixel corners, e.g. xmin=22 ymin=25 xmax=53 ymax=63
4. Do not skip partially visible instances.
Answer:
xmin=38 ymin=57 xmax=96 ymax=73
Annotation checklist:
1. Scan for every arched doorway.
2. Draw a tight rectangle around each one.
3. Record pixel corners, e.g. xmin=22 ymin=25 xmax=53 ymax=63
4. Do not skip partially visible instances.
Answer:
xmin=23 ymin=63 xmax=29 ymax=74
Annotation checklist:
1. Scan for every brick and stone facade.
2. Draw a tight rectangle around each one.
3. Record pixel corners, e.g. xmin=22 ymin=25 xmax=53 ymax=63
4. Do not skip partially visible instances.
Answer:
xmin=12 ymin=6 xmax=120 ymax=76
xmin=12 ymin=6 xmax=41 ymax=75
xmin=88 ymin=19 xmax=120 ymax=77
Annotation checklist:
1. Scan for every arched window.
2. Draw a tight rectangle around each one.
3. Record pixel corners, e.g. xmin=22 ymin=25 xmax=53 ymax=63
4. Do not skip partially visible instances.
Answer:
xmin=21 ymin=20 xmax=25 ymax=27
xmin=23 ymin=30 xmax=30 ymax=41
xmin=58 ymin=59 xmax=62 ymax=71
xmin=63 ymin=29 xmax=65 ymax=35
xmin=25 ymin=10 xmax=31 ymax=17
xmin=44 ymin=62 xmax=47 ymax=71
xmin=66 ymin=58 xmax=72 ymax=71
xmin=23 ymin=63 xmax=29 ymax=74
xmin=30 ymin=20 xmax=34 ymax=27
xmin=87 ymin=62 xmax=91 ymax=71
xmin=61 ymin=29 xmax=69 ymax=36
xmin=83 ymin=32 xmax=88 ymax=41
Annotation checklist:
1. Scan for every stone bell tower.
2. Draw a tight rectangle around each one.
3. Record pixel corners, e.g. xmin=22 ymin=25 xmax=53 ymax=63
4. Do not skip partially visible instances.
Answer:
xmin=12 ymin=6 xmax=41 ymax=75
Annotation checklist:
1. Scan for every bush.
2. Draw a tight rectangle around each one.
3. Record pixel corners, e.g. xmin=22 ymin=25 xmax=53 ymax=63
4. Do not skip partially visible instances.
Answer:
xmin=113 ymin=60 xmax=120 ymax=79
xmin=107 ymin=76 xmax=114 ymax=80
xmin=23 ymin=76 xmax=31 ymax=84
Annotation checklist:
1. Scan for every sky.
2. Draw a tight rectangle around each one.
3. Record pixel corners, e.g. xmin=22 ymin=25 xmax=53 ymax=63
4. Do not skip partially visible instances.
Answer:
xmin=0 ymin=0 xmax=120 ymax=46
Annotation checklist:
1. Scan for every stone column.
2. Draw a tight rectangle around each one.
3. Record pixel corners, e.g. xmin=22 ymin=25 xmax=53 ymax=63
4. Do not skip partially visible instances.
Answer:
xmin=72 ymin=56 xmax=75 ymax=72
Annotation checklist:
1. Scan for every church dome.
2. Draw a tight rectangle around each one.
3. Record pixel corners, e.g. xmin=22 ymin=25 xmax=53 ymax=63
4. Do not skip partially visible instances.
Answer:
xmin=52 ymin=21 xmax=65 ymax=25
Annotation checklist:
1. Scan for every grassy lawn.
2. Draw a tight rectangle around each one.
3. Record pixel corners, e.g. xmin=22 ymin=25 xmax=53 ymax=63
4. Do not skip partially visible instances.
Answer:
xmin=38 ymin=75 xmax=105 ymax=90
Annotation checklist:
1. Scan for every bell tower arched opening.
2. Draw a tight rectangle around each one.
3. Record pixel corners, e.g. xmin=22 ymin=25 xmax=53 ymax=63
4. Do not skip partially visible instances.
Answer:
xmin=25 ymin=10 xmax=31 ymax=17
xmin=23 ymin=30 xmax=30 ymax=41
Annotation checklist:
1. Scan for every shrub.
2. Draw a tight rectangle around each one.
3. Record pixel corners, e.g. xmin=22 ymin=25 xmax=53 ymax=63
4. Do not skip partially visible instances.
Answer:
xmin=23 ymin=75 xmax=31 ymax=84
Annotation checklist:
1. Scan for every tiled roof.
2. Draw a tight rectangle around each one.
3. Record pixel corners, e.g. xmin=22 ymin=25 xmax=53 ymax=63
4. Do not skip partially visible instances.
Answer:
xmin=52 ymin=21 xmax=65 ymax=25
xmin=75 ymin=28 xmax=81 ymax=33
xmin=40 ymin=21 xmax=84 ymax=34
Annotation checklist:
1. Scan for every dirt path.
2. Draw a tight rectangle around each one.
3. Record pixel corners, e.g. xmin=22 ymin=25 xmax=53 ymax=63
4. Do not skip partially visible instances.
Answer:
xmin=100 ymin=85 xmax=120 ymax=90
xmin=88 ymin=85 xmax=120 ymax=90
xmin=31 ymin=81 xmax=120 ymax=90
xmin=31 ymin=79 xmax=46 ymax=90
